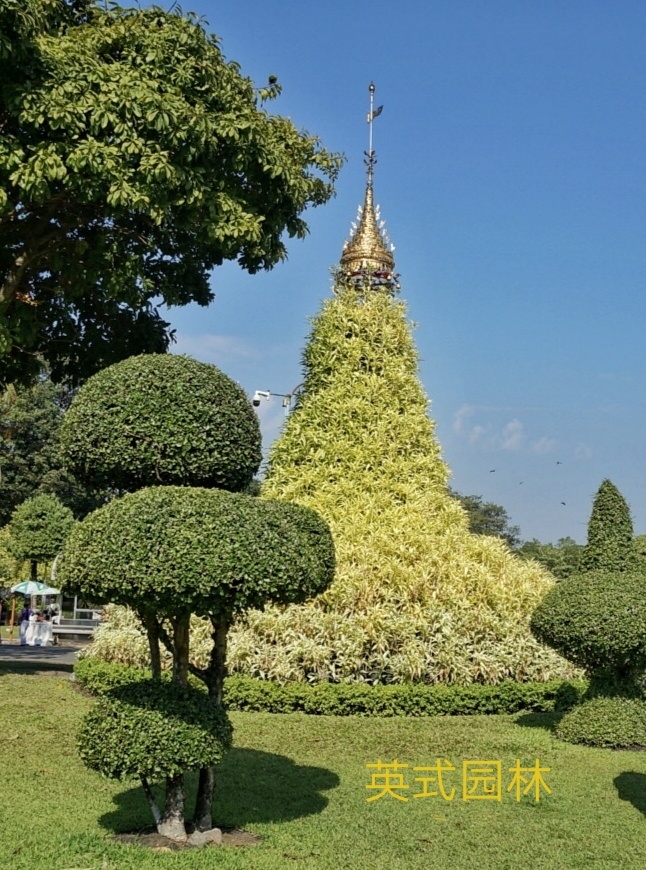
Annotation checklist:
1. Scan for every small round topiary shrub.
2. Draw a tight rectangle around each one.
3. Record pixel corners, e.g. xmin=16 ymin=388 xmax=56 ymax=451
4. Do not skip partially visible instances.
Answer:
xmin=60 ymin=354 xmax=262 ymax=493
xmin=555 ymin=696 xmax=646 ymax=748
xmin=78 ymin=680 xmax=233 ymax=780
xmin=530 ymin=569 xmax=646 ymax=677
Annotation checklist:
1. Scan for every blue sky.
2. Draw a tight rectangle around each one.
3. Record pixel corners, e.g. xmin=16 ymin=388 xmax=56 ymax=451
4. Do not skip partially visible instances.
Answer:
xmin=166 ymin=0 xmax=646 ymax=544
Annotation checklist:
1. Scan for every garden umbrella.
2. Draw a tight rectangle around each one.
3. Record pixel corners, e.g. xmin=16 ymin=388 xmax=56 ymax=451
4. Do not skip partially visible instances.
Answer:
xmin=10 ymin=581 xmax=60 ymax=595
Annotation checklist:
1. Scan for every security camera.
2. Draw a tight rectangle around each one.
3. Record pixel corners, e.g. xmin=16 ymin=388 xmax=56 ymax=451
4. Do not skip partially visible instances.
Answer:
xmin=252 ymin=390 xmax=271 ymax=407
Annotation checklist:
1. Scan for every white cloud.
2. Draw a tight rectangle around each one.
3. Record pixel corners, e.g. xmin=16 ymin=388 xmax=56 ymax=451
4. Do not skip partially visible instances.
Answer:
xmin=500 ymin=419 xmax=524 ymax=451
xmin=171 ymin=333 xmax=256 ymax=364
xmin=530 ymin=436 xmax=557 ymax=454
xmin=468 ymin=424 xmax=488 ymax=444
xmin=453 ymin=404 xmax=475 ymax=434
xmin=574 ymin=443 xmax=594 ymax=460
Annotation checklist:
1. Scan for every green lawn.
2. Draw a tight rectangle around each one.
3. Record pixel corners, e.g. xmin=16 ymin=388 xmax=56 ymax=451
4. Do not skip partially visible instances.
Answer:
xmin=2 ymin=672 xmax=646 ymax=869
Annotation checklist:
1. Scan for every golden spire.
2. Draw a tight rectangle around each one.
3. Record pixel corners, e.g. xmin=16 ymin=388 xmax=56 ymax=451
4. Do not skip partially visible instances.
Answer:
xmin=339 ymin=83 xmax=399 ymax=293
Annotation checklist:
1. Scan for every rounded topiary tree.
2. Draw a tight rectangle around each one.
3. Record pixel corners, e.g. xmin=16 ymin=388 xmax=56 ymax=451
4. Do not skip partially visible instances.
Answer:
xmin=60 ymin=353 xmax=262 ymax=493
xmin=582 ymin=479 xmax=636 ymax=572
xmin=9 ymin=493 xmax=74 ymax=582
xmin=59 ymin=353 xmax=264 ymax=837
xmin=531 ymin=482 xmax=646 ymax=747
xmin=60 ymin=484 xmax=335 ymax=835
xmin=79 ymin=680 xmax=233 ymax=840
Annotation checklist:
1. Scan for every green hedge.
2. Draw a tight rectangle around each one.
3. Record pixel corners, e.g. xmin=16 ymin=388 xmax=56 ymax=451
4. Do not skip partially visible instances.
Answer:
xmin=74 ymin=658 xmax=586 ymax=717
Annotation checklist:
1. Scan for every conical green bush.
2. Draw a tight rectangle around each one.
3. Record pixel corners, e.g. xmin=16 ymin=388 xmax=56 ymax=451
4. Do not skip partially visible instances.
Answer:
xmin=582 ymin=479 xmax=637 ymax=572
xmin=227 ymin=284 xmax=575 ymax=684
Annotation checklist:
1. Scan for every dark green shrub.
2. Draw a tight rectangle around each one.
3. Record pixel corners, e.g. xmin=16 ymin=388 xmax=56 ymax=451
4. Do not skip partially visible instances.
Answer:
xmin=530 ymin=569 xmax=646 ymax=678
xmin=582 ymin=479 xmax=636 ymax=572
xmin=75 ymin=660 xmax=587 ymax=717
xmin=556 ymin=696 xmax=646 ymax=748
xmin=60 ymin=354 xmax=261 ymax=493
xmin=221 ymin=675 xmax=586 ymax=717
xmin=59 ymin=485 xmax=335 ymax=616
xmin=78 ymin=680 xmax=232 ymax=780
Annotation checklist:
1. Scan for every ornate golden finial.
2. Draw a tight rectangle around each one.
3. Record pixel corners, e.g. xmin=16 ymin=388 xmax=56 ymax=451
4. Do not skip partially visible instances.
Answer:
xmin=339 ymin=83 xmax=399 ymax=294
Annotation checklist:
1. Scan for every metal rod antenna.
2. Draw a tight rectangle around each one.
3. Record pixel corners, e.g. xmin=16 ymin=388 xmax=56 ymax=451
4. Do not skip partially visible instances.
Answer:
xmin=367 ymin=82 xmax=375 ymax=186
xmin=368 ymin=83 xmax=374 ymax=156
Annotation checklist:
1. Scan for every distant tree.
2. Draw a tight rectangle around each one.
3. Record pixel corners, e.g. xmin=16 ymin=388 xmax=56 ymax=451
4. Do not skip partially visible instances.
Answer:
xmin=0 ymin=376 xmax=106 ymax=524
xmin=0 ymin=0 xmax=343 ymax=386
xmin=450 ymin=490 xmax=521 ymax=548
xmin=516 ymin=537 xmax=584 ymax=580
xmin=582 ymin=479 xmax=637 ymax=572
xmin=9 ymin=492 xmax=74 ymax=581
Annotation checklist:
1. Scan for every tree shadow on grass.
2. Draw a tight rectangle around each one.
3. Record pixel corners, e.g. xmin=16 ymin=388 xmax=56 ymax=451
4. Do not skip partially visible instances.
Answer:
xmin=614 ymin=772 xmax=646 ymax=818
xmin=99 ymin=747 xmax=339 ymax=834
xmin=513 ymin=711 xmax=563 ymax=732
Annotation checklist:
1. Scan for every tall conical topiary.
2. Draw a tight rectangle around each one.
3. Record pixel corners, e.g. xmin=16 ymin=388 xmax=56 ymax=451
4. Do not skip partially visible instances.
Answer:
xmin=226 ymin=287 xmax=573 ymax=683
xmin=582 ymin=479 xmax=636 ymax=572
xmin=227 ymin=118 xmax=574 ymax=684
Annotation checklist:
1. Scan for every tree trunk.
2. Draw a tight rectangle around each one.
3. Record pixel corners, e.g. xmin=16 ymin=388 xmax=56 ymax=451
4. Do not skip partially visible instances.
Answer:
xmin=172 ymin=612 xmax=191 ymax=687
xmin=141 ymin=776 xmax=162 ymax=828
xmin=141 ymin=610 xmax=162 ymax=679
xmin=193 ymin=766 xmax=216 ymax=832
xmin=193 ymin=615 xmax=230 ymax=830
xmin=30 ymin=560 xmax=38 ymax=583
xmin=157 ymin=773 xmax=187 ymax=841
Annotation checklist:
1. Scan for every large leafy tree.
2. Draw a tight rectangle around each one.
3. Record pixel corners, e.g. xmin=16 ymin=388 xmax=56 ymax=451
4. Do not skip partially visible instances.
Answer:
xmin=0 ymin=0 xmax=342 ymax=385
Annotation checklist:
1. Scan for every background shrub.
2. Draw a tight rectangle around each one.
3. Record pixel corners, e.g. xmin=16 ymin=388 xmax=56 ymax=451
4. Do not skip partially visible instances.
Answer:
xmin=60 ymin=354 xmax=261 ymax=493
xmin=74 ymin=659 xmax=586 ymax=717
xmin=9 ymin=492 xmax=74 ymax=564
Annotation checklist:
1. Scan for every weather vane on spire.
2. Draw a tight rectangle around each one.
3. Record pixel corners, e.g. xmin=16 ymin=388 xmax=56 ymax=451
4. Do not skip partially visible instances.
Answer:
xmin=365 ymin=82 xmax=383 ymax=187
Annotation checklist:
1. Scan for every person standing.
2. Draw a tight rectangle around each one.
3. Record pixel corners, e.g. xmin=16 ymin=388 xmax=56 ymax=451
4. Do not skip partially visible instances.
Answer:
xmin=18 ymin=604 xmax=31 ymax=646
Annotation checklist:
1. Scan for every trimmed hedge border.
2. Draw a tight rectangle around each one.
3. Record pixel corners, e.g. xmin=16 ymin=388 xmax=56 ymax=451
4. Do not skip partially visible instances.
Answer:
xmin=74 ymin=658 xmax=587 ymax=717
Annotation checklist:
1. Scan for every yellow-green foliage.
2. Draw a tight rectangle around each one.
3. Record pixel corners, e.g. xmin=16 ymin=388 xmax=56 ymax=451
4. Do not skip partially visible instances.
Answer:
xmin=226 ymin=285 xmax=576 ymax=684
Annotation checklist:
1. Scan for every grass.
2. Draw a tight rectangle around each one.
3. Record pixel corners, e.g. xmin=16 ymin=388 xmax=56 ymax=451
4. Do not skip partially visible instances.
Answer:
xmin=2 ymin=672 xmax=646 ymax=869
